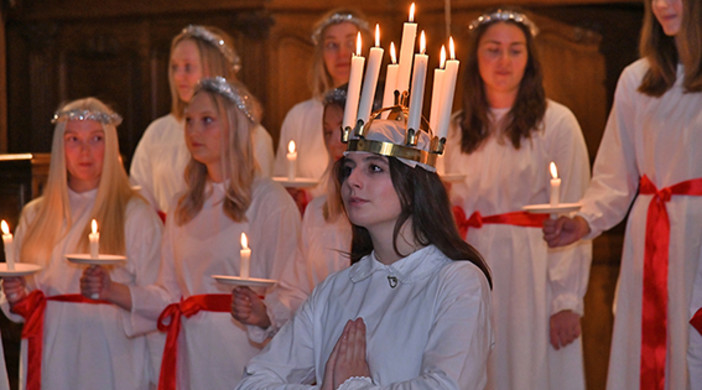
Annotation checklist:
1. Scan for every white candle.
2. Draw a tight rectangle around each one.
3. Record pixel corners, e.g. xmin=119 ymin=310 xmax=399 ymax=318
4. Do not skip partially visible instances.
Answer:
xmin=1 ymin=220 xmax=14 ymax=271
xmin=429 ymin=46 xmax=447 ymax=134
xmin=549 ymin=162 xmax=561 ymax=207
xmin=407 ymin=31 xmax=428 ymax=132
xmin=437 ymin=37 xmax=460 ymax=140
xmin=381 ymin=42 xmax=399 ymax=119
xmin=89 ymin=219 xmax=100 ymax=259
xmin=239 ymin=232 xmax=251 ymax=279
xmin=342 ymin=32 xmax=365 ymax=130
xmin=286 ymin=140 xmax=297 ymax=181
xmin=357 ymin=24 xmax=384 ymax=124
xmin=396 ymin=3 xmax=417 ymax=95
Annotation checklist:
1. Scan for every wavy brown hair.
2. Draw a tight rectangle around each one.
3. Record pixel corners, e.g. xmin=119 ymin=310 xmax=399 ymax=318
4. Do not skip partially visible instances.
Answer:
xmin=639 ymin=0 xmax=702 ymax=95
xmin=336 ymin=157 xmax=492 ymax=288
xmin=459 ymin=8 xmax=546 ymax=154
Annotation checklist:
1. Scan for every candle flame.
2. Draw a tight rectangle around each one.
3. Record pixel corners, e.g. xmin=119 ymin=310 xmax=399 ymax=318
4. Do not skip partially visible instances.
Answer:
xmin=288 ymin=140 xmax=296 ymax=154
xmin=375 ymin=24 xmax=380 ymax=47
xmin=549 ymin=162 xmax=559 ymax=179
xmin=419 ymin=31 xmax=426 ymax=54
xmin=440 ymin=45 xmax=446 ymax=68
xmin=356 ymin=32 xmax=362 ymax=56
xmin=1 ymin=220 xmax=9 ymax=235
xmin=240 ymin=232 xmax=249 ymax=249
xmin=390 ymin=42 xmax=397 ymax=64
xmin=409 ymin=3 xmax=415 ymax=22
xmin=449 ymin=36 xmax=456 ymax=60
xmin=91 ymin=219 xmax=98 ymax=234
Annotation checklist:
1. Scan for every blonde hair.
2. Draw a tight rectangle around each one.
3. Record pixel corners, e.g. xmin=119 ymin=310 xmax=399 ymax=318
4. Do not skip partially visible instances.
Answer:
xmin=168 ymin=26 xmax=240 ymax=119
xmin=309 ymin=8 xmax=370 ymax=99
xmin=20 ymin=98 xmax=137 ymax=265
xmin=175 ymin=88 xmax=256 ymax=225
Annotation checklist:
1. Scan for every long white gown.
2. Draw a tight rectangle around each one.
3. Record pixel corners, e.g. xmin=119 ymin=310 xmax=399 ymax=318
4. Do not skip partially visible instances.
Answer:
xmin=577 ymin=59 xmax=702 ymax=390
xmin=236 ymin=245 xmax=493 ymax=389
xmin=0 ymin=189 xmax=163 ymax=390
xmin=130 ymin=114 xmax=275 ymax=214
xmin=444 ymin=100 xmax=592 ymax=390
xmin=129 ymin=177 xmax=301 ymax=388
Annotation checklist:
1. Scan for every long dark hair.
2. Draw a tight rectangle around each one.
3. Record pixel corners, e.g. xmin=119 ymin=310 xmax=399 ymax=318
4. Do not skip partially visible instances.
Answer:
xmin=460 ymin=8 xmax=546 ymax=154
xmin=336 ymin=157 xmax=492 ymax=288
xmin=639 ymin=0 xmax=702 ymax=95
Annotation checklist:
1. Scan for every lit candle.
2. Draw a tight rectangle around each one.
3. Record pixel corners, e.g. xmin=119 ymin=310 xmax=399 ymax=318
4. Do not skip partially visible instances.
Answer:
xmin=549 ymin=162 xmax=561 ymax=207
xmin=240 ymin=232 xmax=251 ymax=279
xmin=357 ymin=24 xmax=384 ymax=124
xmin=1 ymin=220 xmax=14 ymax=271
xmin=342 ymin=32 xmax=365 ymax=130
xmin=407 ymin=31 xmax=428 ymax=132
xmin=381 ymin=42 xmax=399 ymax=119
xmin=89 ymin=219 xmax=100 ymax=259
xmin=396 ymin=3 xmax=417 ymax=95
xmin=429 ymin=46 xmax=447 ymax=134
xmin=437 ymin=37 xmax=460 ymax=140
xmin=286 ymin=140 xmax=297 ymax=181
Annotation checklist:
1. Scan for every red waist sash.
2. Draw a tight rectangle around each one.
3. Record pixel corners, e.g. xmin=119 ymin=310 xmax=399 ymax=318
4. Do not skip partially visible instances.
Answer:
xmin=638 ymin=174 xmax=702 ymax=390
xmin=10 ymin=291 xmax=111 ymax=390
xmin=452 ymin=205 xmax=548 ymax=238
xmin=157 ymin=294 xmax=231 ymax=390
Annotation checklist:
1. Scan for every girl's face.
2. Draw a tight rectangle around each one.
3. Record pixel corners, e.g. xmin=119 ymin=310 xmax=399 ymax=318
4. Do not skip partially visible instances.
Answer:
xmin=322 ymin=104 xmax=346 ymax=162
xmin=477 ymin=22 xmax=528 ymax=102
xmin=652 ymin=0 xmax=683 ymax=36
xmin=171 ymin=39 xmax=204 ymax=103
xmin=321 ymin=22 xmax=359 ymax=87
xmin=64 ymin=119 xmax=105 ymax=193
xmin=184 ymin=93 xmax=223 ymax=171
xmin=341 ymin=153 xmax=401 ymax=234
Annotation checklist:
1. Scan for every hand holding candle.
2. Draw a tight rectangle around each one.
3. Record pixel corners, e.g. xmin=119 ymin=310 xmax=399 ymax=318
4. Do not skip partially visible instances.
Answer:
xmin=89 ymin=219 xmax=100 ymax=259
xmin=1 ymin=220 xmax=15 ymax=271
xmin=240 ymin=233 xmax=251 ymax=279
xmin=549 ymin=162 xmax=561 ymax=208
xmin=286 ymin=140 xmax=297 ymax=181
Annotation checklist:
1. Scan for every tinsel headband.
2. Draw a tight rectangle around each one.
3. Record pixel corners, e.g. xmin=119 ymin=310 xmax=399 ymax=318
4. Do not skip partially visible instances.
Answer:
xmin=51 ymin=109 xmax=123 ymax=126
xmin=181 ymin=25 xmax=242 ymax=73
xmin=311 ymin=12 xmax=370 ymax=45
xmin=195 ymin=76 xmax=257 ymax=123
xmin=468 ymin=9 xmax=539 ymax=37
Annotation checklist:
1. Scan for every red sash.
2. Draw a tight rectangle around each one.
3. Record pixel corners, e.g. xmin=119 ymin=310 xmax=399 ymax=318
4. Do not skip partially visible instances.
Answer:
xmin=692 ymin=308 xmax=702 ymax=335
xmin=638 ymin=174 xmax=702 ymax=390
xmin=10 ymin=291 xmax=111 ymax=390
xmin=452 ymin=205 xmax=548 ymax=238
xmin=156 ymin=294 xmax=231 ymax=390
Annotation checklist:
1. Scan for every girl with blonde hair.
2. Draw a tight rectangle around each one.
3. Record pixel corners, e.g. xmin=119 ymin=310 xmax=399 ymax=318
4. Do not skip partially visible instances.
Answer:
xmin=2 ymin=97 xmax=162 ymax=390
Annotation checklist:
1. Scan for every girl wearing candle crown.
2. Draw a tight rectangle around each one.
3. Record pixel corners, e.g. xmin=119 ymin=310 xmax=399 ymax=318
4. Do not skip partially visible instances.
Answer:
xmin=237 ymin=119 xmax=493 ymax=389
xmin=543 ymin=0 xmax=702 ymax=388
xmin=0 ymin=97 xmax=163 ymax=389
xmin=443 ymin=8 xmax=591 ymax=390
xmin=130 ymin=25 xmax=274 ymax=219
xmin=272 ymin=9 xmax=370 ymax=209
xmin=83 ymin=77 xmax=300 ymax=389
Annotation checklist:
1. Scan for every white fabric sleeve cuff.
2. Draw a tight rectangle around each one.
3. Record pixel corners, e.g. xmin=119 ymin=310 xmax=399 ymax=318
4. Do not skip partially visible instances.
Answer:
xmin=551 ymin=293 xmax=583 ymax=316
xmin=337 ymin=376 xmax=374 ymax=389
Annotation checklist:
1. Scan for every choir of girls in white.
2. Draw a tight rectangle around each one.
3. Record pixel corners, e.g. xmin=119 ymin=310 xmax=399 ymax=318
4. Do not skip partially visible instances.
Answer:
xmin=1 ymin=0 xmax=701 ymax=389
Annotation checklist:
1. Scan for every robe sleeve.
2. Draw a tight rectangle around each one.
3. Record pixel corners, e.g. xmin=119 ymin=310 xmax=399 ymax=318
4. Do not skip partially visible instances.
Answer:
xmin=130 ymin=121 xmax=160 ymax=211
xmin=253 ymin=124 xmax=275 ymax=178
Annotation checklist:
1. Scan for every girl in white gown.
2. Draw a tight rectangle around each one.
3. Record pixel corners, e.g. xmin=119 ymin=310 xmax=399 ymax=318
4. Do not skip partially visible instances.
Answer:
xmin=1 ymin=98 xmax=162 ymax=390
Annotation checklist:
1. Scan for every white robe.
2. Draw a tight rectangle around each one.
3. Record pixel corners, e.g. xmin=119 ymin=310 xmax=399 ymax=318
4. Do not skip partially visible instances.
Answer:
xmin=444 ymin=100 xmax=592 ymax=390
xmin=129 ymin=177 xmax=301 ymax=388
xmin=0 ymin=189 xmax=163 ymax=390
xmin=236 ymin=245 xmax=493 ymax=389
xmin=130 ymin=113 xmax=275 ymax=213
xmin=577 ymin=59 xmax=702 ymax=390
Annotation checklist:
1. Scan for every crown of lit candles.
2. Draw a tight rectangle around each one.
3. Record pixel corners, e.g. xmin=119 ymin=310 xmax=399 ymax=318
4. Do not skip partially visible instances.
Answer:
xmin=341 ymin=2 xmax=460 ymax=167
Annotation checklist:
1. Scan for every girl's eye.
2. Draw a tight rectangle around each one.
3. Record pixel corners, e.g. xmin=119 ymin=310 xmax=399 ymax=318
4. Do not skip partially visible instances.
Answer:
xmin=324 ymin=42 xmax=340 ymax=52
xmin=65 ymin=136 xmax=78 ymax=144
xmin=91 ymin=134 xmax=104 ymax=143
xmin=203 ymin=116 xmax=214 ymax=125
xmin=341 ymin=164 xmax=353 ymax=179
xmin=184 ymin=64 xmax=192 ymax=73
xmin=369 ymin=164 xmax=383 ymax=173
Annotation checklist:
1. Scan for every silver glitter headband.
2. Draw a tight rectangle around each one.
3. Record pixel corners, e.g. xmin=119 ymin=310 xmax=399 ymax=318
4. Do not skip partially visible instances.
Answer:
xmin=468 ymin=10 xmax=539 ymax=37
xmin=195 ymin=76 xmax=256 ymax=123
xmin=323 ymin=87 xmax=347 ymax=106
xmin=51 ymin=109 xmax=123 ymax=126
xmin=311 ymin=13 xmax=370 ymax=45
xmin=181 ymin=25 xmax=242 ymax=73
